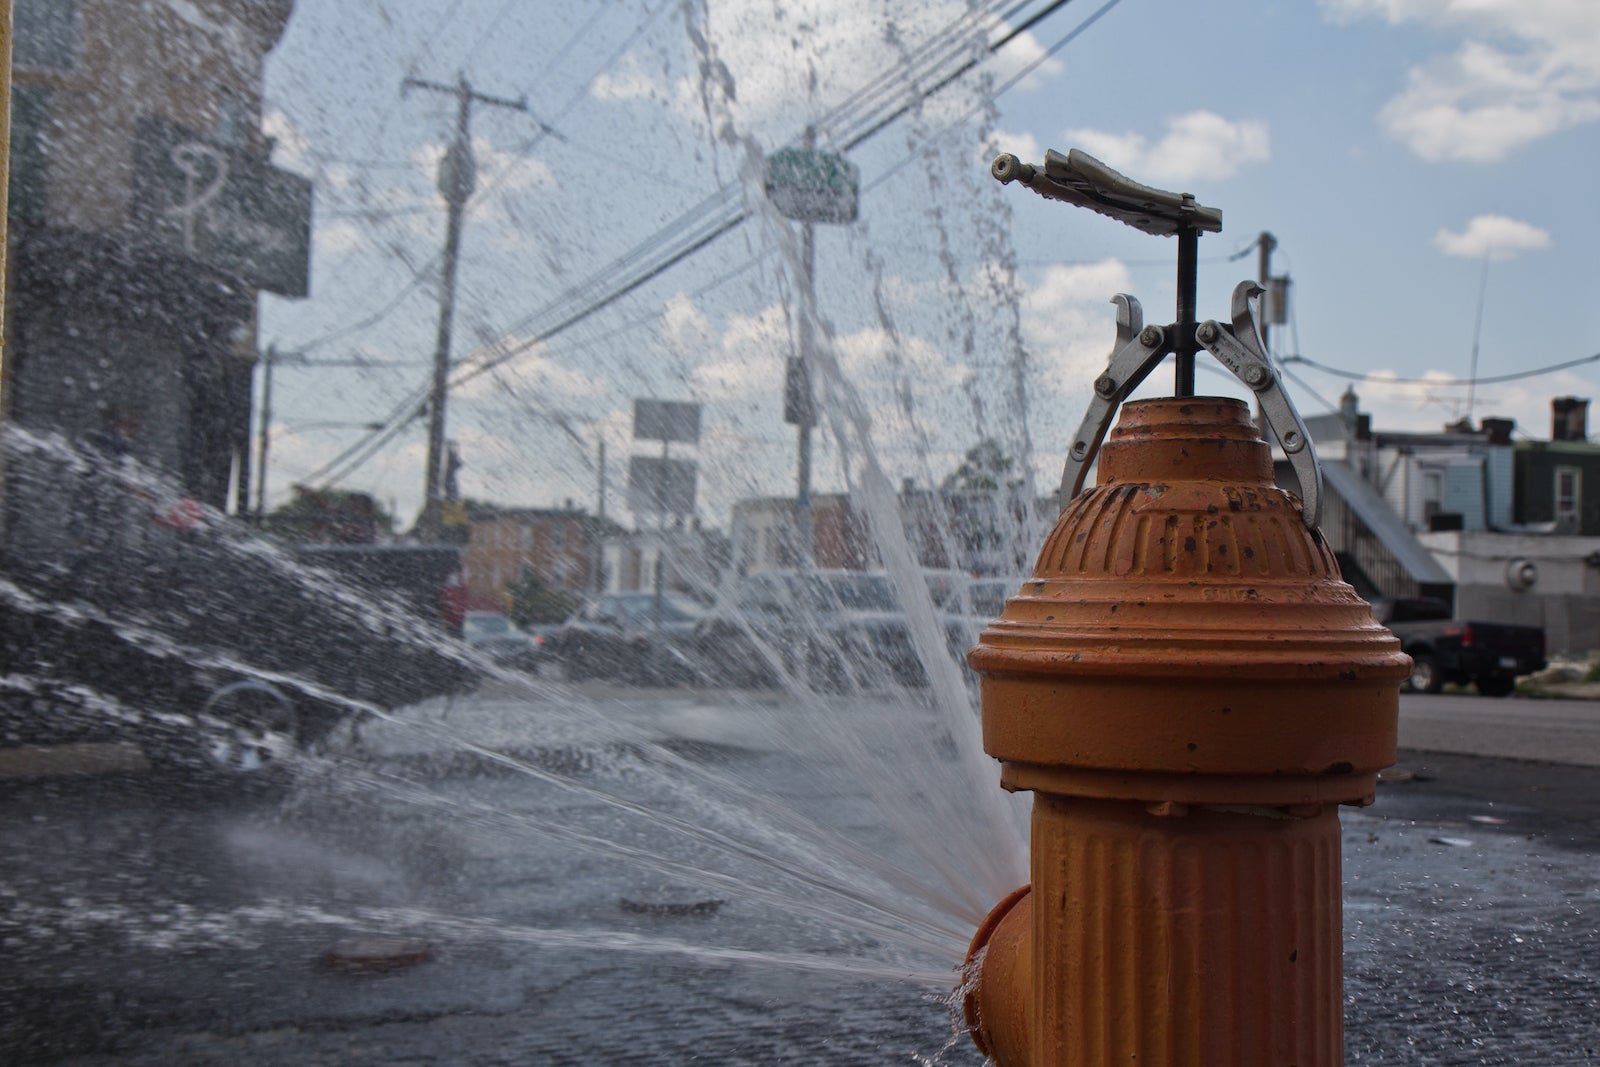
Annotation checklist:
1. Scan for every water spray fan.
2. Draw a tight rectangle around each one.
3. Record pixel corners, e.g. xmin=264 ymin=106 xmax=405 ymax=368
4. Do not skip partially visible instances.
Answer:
xmin=991 ymin=148 xmax=1322 ymax=528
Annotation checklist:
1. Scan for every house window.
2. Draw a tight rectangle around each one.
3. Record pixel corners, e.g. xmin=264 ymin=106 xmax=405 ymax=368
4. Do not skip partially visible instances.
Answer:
xmin=1555 ymin=467 xmax=1580 ymax=523
xmin=1421 ymin=469 xmax=1444 ymax=519
xmin=8 ymin=86 xmax=50 ymax=224
xmin=16 ymin=0 xmax=81 ymax=71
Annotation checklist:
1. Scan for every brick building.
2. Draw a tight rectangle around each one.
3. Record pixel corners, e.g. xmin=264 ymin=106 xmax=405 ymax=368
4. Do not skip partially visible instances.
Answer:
xmin=3 ymin=0 xmax=309 ymax=511
xmin=729 ymin=488 xmax=1049 ymax=578
xmin=461 ymin=506 xmax=617 ymax=611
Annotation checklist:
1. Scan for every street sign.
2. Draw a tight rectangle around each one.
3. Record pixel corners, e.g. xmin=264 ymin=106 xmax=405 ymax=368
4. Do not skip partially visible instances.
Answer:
xmin=764 ymin=147 xmax=859 ymax=224
xmin=132 ymin=117 xmax=313 ymax=297
xmin=632 ymin=399 xmax=701 ymax=445
xmin=627 ymin=456 xmax=697 ymax=517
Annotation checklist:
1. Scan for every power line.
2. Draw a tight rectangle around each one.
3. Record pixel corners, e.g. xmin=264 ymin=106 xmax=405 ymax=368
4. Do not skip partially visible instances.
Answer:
xmin=839 ymin=0 xmax=1079 ymax=151
xmin=450 ymin=0 xmax=1087 ymax=392
xmin=318 ymin=0 xmax=1094 ymax=487
xmin=286 ymin=7 xmax=684 ymax=494
xmin=1281 ymin=351 xmax=1600 ymax=387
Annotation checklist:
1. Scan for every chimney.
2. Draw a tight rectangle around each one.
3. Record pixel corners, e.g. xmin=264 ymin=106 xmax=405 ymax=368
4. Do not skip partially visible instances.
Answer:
xmin=1338 ymin=385 xmax=1360 ymax=424
xmin=1552 ymin=397 xmax=1590 ymax=442
xmin=1480 ymin=417 xmax=1514 ymax=446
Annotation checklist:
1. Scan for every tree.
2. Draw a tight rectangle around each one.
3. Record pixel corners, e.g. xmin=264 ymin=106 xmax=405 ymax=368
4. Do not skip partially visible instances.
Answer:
xmin=506 ymin=569 xmax=580 ymax=627
xmin=942 ymin=438 xmax=1023 ymax=492
xmin=267 ymin=487 xmax=393 ymax=544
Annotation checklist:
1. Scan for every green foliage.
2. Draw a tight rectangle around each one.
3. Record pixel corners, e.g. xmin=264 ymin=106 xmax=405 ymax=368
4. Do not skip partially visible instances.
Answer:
xmin=942 ymin=438 xmax=1023 ymax=492
xmin=1585 ymin=659 xmax=1600 ymax=684
xmin=268 ymin=487 xmax=393 ymax=544
xmin=507 ymin=569 xmax=580 ymax=627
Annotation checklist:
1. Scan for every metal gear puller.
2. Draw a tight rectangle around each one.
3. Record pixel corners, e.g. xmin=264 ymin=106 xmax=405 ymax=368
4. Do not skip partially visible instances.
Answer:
xmin=991 ymin=148 xmax=1323 ymax=528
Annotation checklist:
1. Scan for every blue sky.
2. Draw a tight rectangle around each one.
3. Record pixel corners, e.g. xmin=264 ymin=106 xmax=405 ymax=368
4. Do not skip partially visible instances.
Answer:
xmin=257 ymin=0 xmax=1600 ymax=527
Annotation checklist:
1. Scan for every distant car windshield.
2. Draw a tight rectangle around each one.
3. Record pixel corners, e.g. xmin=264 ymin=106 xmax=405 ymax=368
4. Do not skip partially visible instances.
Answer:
xmin=967 ymin=580 xmax=1021 ymax=618
xmin=734 ymin=571 xmax=899 ymax=615
xmin=603 ymin=593 xmax=703 ymax=626
xmin=923 ymin=573 xmax=963 ymax=610
xmin=464 ymin=613 xmax=513 ymax=635
xmin=819 ymin=573 xmax=896 ymax=612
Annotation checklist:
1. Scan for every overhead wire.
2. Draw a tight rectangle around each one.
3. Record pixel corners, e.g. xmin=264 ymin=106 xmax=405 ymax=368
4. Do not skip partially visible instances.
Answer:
xmin=470 ymin=0 xmax=1027 ymax=354
xmin=270 ymin=3 xmax=633 ymax=365
xmin=318 ymin=0 xmax=1093 ymax=487
xmin=837 ymin=0 xmax=1079 ymax=150
xmin=445 ymin=0 xmax=1082 ymax=394
xmin=275 ymin=4 xmax=675 ymax=495
xmin=1280 ymin=351 xmax=1600 ymax=388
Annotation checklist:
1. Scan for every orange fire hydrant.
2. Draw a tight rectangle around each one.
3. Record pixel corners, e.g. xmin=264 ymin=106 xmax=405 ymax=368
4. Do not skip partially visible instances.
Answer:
xmin=964 ymin=396 xmax=1410 ymax=1066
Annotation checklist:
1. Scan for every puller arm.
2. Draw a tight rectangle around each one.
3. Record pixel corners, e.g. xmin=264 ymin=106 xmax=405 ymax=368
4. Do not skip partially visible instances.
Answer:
xmin=1196 ymin=281 xmax=1323 ymax=528
xmin=1058 ymin=294 xmax=1169 ymax=506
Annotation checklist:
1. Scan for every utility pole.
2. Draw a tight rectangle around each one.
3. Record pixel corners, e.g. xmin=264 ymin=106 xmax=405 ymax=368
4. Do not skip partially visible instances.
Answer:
xmin=403 ymin=74 xmax=528 ymax=541
xmin=795 ymin=210 xmax=816 ymax=564
xmin=1464 ymin=252 xmax=1490 ymax=423
xmin=254 ymin=344 xmax=275 ymax=521
xmin=592 ymin=438 xmax=606 ymax=596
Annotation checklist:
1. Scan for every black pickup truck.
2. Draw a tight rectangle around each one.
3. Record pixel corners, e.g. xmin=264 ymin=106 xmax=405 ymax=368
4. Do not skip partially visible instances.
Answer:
xmin=1370 ymin=597 xmax=1546 ymax=697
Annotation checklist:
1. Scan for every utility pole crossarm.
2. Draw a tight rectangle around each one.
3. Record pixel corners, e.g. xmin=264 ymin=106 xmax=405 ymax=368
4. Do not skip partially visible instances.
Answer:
xmin=401 ymin=75 xmax=530 ymax=116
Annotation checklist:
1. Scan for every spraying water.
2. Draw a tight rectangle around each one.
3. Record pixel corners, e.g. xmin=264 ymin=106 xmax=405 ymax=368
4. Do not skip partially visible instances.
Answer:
xmin=0 ymin=2 xmax=1081 ymax=1062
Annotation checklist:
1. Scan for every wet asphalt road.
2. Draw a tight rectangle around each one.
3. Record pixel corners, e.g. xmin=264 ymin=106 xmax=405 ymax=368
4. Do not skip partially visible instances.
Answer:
xmin=1 ymin=686 xmax=1597 ymax=1066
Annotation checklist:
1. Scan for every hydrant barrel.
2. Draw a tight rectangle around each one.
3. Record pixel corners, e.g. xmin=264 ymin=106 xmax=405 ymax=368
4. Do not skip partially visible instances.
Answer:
xmin=965 ymin=397 xmax=1409 ymax=1066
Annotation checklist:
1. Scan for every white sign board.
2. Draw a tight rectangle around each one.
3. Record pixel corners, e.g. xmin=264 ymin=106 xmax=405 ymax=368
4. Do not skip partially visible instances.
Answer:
xmin=633 ymin=399 xmax=701 ymax=445
xmin=627 ymin=456 xmax=697 ymax=517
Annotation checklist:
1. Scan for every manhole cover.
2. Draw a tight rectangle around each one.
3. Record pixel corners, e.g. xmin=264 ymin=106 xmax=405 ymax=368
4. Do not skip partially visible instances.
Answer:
xmin=323 ymin=937 xmax=436 ymax=972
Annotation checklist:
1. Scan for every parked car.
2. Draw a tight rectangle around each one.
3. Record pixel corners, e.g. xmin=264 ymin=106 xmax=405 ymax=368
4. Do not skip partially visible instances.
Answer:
xmin=695 ymin=569 xmax=973 ymax=690
xmin=942 ymin=574 xmax=1034 ymax=653
xmin=1370 ymin=596 xmax=1547 ymax=697
xmin=461 ymin=611 xmax=542 ymax=670
xmin=551 ymin=592 xmax=709 ymax=685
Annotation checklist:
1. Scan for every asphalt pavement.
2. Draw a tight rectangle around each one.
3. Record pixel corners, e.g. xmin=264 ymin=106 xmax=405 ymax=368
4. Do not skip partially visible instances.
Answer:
xmin=1 ymin=686 xmax=1596 ymax=1065
xmin=1399 ymin=691 xmax=1600 ymax=767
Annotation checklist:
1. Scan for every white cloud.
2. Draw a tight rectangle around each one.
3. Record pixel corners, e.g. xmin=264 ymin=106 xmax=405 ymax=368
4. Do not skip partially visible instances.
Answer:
xmin=1063 ymin=111 xmax=1271 ymax=185
xmin=594 ymin=1 xmax=1061 ymax=142
xmin=314 ymin=219 xmax=367 ymax=254
xmin=982 ymin=128 xmax=1042 ymax=170
xmin=453 ymin=342 xmax=611 ymax=405
xmin=591 ymin=52 xmax=667 ymax=103
xmin=832 ymin=326 xmax=965 ymax=389
xmin=1378 ymin=42 xmax=1600 ymax=162
xmin=412 ymin=136 xmax=558 ymax=201
xmin=262 ymin=109 xmax=312 ymax=171
xmin=1020 ymin=259 xmax=1136 ymax=386
xmin=1323 ymin=0 xmax=1600 ymax=161
xmin=690 ymin=304 xmax=792 ymax=401
xmin=988 ymin=25 xmax=1064 ymax=93
xmin=659 ymin=293 xmax=715 ymax=360
xmin=1434 ymin=214 xmax=1552 ymax=260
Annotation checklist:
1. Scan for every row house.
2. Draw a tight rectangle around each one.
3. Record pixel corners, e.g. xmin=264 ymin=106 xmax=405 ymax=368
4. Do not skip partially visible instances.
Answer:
xmin=461 ymin=505 xmax=617 ymax=612
xmin=1300 ymin=391 xmax=1599 ymax=654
